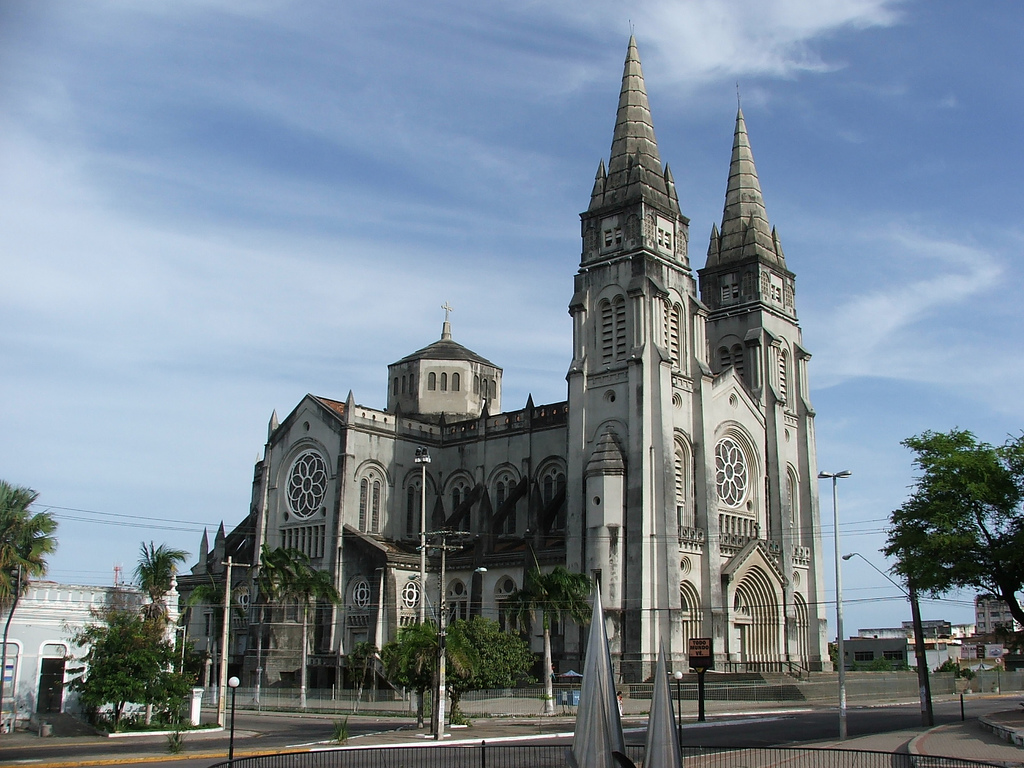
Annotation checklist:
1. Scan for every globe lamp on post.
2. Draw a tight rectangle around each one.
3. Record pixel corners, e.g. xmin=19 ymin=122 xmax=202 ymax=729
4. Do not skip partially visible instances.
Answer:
xmin=227 ymin=676 xmax=240 ymax=761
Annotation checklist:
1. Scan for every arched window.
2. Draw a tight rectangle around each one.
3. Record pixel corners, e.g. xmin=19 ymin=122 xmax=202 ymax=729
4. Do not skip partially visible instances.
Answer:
xmin=614 ymin=296 xmax=627 ymax=359
xmin=406 ymin=483 xmax=420 ymax=536
xmin=779 ymin=348 xmax=790 ymax=405
xmin=715 ymin=436 xmax=749 ymax=508
xmin=717 ymin=347 xmax=730 ymax=373
xmin=359 ymin=479 xmax=368 ymax=531
xmin=674 ymin=441 xmax=693 ymax=530
xmin=474 ymin=375 xmax=480 ymax=394
xmin=452 ymin=372 xmax=460 ymax=392
xmin=441 ymin=373 xmax=448 ymax=392
xmin=428 ymin=372 xmax=436 ymax=391
xmin=371 ymin=480 xmax=381 ymax=533
xmin=494 ymin=473 xmax=516 ymax=534
xmin=665 ymin=300 xmax=681 ymax=367
xmin=731 ymin=344 xmax=745 ymax=379
xmin=392 ymin=378 xmax=399 ymax=396
xmin=447 ymin=580 xmax=468 ymax=623
xmin=541 ymin=466 xmax=566 ymax=532
xmin=786 ymin=469 xmax=800 ymax=546
xmin=495 ymin=577 xmax=517 ymax=632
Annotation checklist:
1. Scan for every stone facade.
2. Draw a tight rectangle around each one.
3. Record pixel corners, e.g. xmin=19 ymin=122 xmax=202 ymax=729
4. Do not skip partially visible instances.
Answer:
xmin=182 ymin=36 xmax=829 ymax=688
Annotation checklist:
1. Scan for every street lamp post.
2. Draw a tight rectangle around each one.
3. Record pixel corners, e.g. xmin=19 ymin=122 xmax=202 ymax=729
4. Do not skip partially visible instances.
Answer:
xmin=818 ymin=469 xmax=851 ymax=740
xmin=414 ymin=448 xmax=430 ymax=625
xmin=227 ymin=675 xmax=240 ymax=762
xmin=842 ymin=552 xmax=933 ymax=726
xmin=672 ymin=669 xmax=683 ymax=747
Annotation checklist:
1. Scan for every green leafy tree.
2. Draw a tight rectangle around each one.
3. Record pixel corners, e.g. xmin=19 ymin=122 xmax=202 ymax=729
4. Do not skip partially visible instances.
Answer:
xmin=0 ymin=480 xmax=57 ymax=606
xmin=505 ymin=566 xmax=592 ymax=715
xmin=69 ymin=608 xmax=194 ymax=729
xmin=884 ymin=429 xmax=1024 ymax=628
xmin=447 ymin=617 xmax=533 ymax=720
xmin=381 ymin=622 xmax=436 ymax=727
xmin=380 ymin=619 xmax=478 ymax=727
xmin=257 ymin=545 xmax=341 ymax=708
xmin=135 ymin=542 xmax=189 ymax=624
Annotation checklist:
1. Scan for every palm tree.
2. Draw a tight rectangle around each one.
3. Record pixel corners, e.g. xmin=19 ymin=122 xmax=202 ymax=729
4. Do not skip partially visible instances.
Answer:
xmin=381 ymin=619 xmax=477 ymax=728
xmin=1 ymin=480 xmax=57 ymax=721
xmin=258 ymin=545 xmax=341 ymax=708
xmin=0 ymin=481 xmax=57 ymax=606
xmin=135 ymin=542 xmax=189 ymax=625
xmin=506 ymin=565 xmax=592 ymax=714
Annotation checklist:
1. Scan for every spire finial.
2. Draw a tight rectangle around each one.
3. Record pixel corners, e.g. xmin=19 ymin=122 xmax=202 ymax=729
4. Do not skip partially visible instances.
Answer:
xmin=736 ymin=82 xmax=741 ymax=110
xmin=440 ymin=301 xmax=454 ymax=340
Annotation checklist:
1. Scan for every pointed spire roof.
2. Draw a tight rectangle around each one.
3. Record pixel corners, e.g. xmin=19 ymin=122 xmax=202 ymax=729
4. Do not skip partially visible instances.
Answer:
xmin=570 ymin=586 xmax=625 ymax=768
xmin=715 ymin=107 xmax=785 ymax=268
xmin=644 ymin=642 xmax=682 ymax=768
xmin=590 ymin=37 xmax=677 ymax=213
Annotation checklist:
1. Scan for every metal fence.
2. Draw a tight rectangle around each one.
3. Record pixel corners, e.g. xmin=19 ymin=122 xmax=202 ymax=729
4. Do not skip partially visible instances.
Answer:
xmin=210 ymin=672 xmax=1001 ymax=717
xmin=210 ymin=744 xmax=1005 ymax=768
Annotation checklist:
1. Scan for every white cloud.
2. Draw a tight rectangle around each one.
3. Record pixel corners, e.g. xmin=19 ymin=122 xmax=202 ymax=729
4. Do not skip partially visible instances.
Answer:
xmin=805 ymin=224 xmax=1024 ymax=413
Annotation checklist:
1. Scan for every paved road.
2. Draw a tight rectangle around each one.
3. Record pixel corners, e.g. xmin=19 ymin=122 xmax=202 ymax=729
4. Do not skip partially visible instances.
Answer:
xmin=0 ymin=696 xmax=1018 ymax=767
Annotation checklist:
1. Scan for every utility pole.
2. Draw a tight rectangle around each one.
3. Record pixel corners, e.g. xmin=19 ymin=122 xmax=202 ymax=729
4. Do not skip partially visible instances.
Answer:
xmin=909 ymin=581 xmax=934 ymax=726
xmin=218 ymin=557 xmax=252 ymax=727
xmin=425 ymin=530 xmax=468 ymax=741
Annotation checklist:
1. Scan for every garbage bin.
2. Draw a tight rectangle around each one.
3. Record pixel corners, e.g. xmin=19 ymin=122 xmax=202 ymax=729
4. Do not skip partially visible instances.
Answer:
xmin=39 ymin=723 xmax=53 ymax=737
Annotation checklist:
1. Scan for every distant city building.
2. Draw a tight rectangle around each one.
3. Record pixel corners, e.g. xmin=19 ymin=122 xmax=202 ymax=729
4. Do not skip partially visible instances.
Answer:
xmin=182 ymin=37 xmax=831 ymax=688
xmin=975 ymin=594 xmax=1022 ymax=635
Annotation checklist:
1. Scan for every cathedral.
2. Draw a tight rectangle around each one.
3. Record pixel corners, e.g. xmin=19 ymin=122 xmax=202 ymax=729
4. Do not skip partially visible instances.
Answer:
xmin=184 ymin=37 xmax=829 ymax=688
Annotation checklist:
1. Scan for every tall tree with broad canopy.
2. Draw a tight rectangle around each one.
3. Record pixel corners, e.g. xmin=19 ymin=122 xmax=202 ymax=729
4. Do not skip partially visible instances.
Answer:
xmin=885 ymin=429 xmax=1024 ymax=629
xmin=257 ymin=545 xmax=341 ymax=708
xmin=505 ymin=566 xmax=592 ymax=715
xmin=0 ymin=480 xmax=57 ymax=606
xmin=447 ymin=617 xmax=533 ymax=719
xmin=135 ymin=542 xmax=189 ymax=625
xmin=69 ymin=607 xmax=194 ymax=730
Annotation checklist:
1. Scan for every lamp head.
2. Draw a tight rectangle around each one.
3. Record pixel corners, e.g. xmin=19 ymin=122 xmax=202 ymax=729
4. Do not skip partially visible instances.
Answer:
xmin=673 ymin=670 xmax=684 ymax=680
xmin=228 ymin=676 xmax=240 ymax=689
xmin=842 ymin=553 xmax=855 ymax=561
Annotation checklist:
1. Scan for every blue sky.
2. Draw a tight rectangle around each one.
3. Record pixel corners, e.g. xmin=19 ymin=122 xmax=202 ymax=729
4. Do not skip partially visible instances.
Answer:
xmin=2 ymin=0 xmax=1022 ymax=639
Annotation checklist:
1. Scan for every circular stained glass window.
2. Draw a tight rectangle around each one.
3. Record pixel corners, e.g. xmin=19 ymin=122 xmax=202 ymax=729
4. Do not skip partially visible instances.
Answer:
xmin=353 ymin=579 xmax=371 ymax=609
xmin=402 ymin=580 xmax=420 ymax=609
xmin=287 ymin=450 xmax=328 ymax=519
xmin=715 ymin=437 xmax=748 ymax=507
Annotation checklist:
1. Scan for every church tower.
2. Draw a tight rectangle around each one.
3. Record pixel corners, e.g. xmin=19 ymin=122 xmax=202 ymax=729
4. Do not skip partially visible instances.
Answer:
xmin=566 ymin=37 xmax=698 ymax=678
xmin=698 ymin=108 xmax=828 ymax=670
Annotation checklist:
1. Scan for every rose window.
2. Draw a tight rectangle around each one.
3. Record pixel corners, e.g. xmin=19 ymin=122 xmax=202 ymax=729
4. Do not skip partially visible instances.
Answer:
xmin=402 ymin=580 xmax=420 ymax=609
xmin=715 ymin=437 xmax=748 ymax=507
xmin=287 ymin=451 xmax=328 ymax=519
xmin=353 ymin=579 xmax=371 ymax=609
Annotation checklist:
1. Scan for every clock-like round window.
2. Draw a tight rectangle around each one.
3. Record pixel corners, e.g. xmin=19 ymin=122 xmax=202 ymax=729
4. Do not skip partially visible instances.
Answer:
xmin=287 ymin=450 xmax=328 ymax=519
xmin=402 ymin=580 xmax=420 ymax=609
xmin=715 ymin=437 xmax=748 ymax=507
xmin=353 ymin=579 xmax=371 ymax=609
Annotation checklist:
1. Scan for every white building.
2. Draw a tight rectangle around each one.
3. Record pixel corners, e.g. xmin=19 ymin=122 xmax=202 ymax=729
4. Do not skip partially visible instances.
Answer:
xmin=183 ymin=36 xmax=829 ymax=688
xmin=1 ymin=581 xmax=141 ymax=727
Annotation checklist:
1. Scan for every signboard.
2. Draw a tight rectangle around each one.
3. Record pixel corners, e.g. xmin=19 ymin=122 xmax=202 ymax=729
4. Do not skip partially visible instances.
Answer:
xmin=985 ymin=645 xmax=1005 ymax=660
xmin=688 ymin=637 xmax=714 ymax=670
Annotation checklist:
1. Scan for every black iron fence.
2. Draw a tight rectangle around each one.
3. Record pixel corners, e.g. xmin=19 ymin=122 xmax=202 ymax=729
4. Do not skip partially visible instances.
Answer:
xmin=210 ymin=744 xmax=1004 ymax=768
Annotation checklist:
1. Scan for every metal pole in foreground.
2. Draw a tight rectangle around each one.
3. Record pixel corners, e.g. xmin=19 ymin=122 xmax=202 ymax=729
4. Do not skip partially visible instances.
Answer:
xmin=819 ymin=469 xmax=851 ymax=740
xmin=227 ymin=676 xmax=239 ymax=761
xmin=673 ymin=670 xmax=683 ymax=747
xmin=415 ymin=447 xmax=430 ymax=625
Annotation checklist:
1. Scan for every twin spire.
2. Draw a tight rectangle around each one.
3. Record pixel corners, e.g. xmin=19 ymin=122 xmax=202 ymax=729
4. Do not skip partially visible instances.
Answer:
xmin=707 ymin=106 xmax=787 ymax=269
xmin=589 ymin=36 xmax=679 ymax=214
xmin=591 ymin=37 xmax=786 ymax=272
